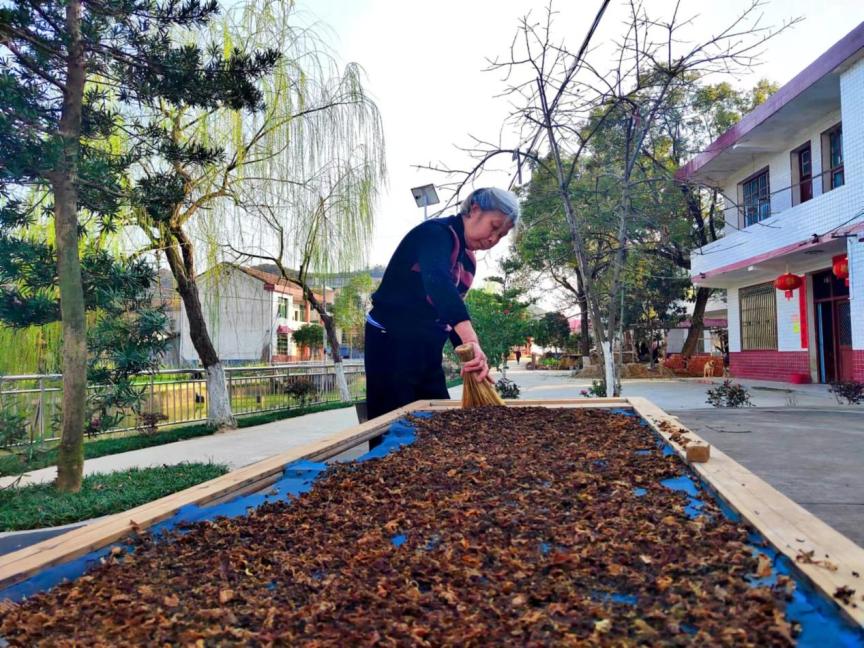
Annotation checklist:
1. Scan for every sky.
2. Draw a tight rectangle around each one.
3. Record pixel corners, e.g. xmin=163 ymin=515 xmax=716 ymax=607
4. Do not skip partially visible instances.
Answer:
xmin=248 ymin=0 xmax=864 ymax=311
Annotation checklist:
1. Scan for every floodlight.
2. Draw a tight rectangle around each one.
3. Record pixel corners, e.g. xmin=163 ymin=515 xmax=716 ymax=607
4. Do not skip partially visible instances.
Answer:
xmin=410 ymin=184 xmax=440 ymax=219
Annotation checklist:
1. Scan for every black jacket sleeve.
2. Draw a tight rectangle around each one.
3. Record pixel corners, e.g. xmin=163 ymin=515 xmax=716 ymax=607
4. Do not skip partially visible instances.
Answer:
xmin=449 ymin=328 xmax=464 ymax=349
xmin=417 ymin=224 xmax=471 ymax=327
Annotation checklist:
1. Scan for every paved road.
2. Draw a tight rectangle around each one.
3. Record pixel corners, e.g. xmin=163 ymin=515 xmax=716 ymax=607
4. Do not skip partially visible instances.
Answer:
xmin=673 ymin=408 xmax=864 ymax=547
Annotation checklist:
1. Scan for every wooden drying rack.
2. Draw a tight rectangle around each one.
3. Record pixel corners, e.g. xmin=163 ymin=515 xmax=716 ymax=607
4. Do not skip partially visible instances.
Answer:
xmin=1 ymin=397 xmax=862 ymax=629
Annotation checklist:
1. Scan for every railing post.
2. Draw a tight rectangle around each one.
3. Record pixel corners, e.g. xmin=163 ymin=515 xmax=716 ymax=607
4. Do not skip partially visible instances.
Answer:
xmin=149 ymin=372 xmax=155 ymax=415
xmin=39 ymin=376 xmax=45 ymax=443
xmin=227 ymin=370 xmax=233 ymax=410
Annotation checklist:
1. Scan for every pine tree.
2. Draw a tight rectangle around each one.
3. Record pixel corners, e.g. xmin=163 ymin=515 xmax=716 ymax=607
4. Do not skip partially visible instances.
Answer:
xmin=0 ymin=0 xmax=278 ymax=490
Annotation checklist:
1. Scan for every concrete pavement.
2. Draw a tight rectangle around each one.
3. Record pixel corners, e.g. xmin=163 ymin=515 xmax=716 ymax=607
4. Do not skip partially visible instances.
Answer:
xmin=0 ymin=406 xmax=362 ymax=490
xmin=674 ymin=408 xmax=864 ymax=546
xmin=458 ymin=367 xmax=843 ymax=410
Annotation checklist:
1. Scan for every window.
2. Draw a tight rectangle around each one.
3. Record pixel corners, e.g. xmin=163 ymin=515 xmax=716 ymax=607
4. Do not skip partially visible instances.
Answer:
xmin=277 ymin=297 xmax=289 ymax=318
xmin=276 ymin=332 xmax=289 ymax=355
xmin=293 ymin=308 xmax=301 ymax=321
xmin=740 ymin=169 xmax=770 ymax=226
xmin=739 ymin=283 xmax=777 ymax=350
xmin=821 ymin=123 xmax=844 ymax=192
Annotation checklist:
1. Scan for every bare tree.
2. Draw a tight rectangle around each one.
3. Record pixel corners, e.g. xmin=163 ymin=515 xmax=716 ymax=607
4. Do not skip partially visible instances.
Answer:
xmin=424 ymin=0 xmax=794 ymax=394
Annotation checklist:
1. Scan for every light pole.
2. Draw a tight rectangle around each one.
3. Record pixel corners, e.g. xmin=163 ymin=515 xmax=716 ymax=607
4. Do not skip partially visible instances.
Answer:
xmin=410 ymin=184 xmax=440 ymax=220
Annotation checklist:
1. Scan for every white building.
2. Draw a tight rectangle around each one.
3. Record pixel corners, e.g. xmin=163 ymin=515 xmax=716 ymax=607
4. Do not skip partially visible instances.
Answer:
xmin=177 ymin=264 xmax=335 ymax=365
xmin=665 ymin=295 xmax=728 ymax=355
xmin=679 ymin=23 xmax=864 ymax=383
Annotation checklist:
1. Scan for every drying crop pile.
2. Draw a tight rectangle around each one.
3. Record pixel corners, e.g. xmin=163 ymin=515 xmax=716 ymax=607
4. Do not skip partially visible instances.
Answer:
xmin=2 ymin=408 xmax=797 ymax=646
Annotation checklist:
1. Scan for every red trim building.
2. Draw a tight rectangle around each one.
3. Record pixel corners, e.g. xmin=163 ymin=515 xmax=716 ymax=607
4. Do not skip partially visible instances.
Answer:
xmin=679 ymin=23 xmax=864 ymax=383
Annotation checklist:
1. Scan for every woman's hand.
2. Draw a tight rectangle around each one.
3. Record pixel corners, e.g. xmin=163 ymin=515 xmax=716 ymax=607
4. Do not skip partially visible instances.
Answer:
xmin=460 ymin=340 xmax=491 ymax=383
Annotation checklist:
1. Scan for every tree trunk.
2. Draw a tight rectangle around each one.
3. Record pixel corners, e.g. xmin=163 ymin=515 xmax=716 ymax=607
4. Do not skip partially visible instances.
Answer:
xmin=575 ymin=267 xmax=591 ymax=358
xmin=601 ymin=341 xmax=615 ymax=396
xmin=314 ymin=300 xmax=351 ymax=402
xmin=54 ymin=0 xmax=87 ymax=493
xmin=682 ymin=287 xmax=712 ymax=358
xmin=165 ymin=248 xmax=236 ymax=428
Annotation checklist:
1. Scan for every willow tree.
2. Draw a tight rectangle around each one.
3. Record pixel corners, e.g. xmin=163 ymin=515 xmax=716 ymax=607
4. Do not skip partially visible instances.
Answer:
xmin=232 ymin=152 xmax=382 ymax=401
xmin=124 ymin=0 xmax=383 ymax=411
xmin=206 ymin=0 xmax=385 ymax=402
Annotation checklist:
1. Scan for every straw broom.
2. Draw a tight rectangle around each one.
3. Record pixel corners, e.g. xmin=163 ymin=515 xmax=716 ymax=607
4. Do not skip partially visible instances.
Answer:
xmin=455 ymin=343 xmax=505 ymax=408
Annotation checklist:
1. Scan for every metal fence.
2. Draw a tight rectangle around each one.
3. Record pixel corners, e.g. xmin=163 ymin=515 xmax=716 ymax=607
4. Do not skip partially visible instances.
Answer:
xmin=0 ymin=363 xmax=366 ymax=446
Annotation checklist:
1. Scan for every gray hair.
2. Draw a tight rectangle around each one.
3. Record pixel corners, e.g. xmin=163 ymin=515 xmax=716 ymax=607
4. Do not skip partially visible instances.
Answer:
xmin=458 ymin=187 xmax=520 ymax=224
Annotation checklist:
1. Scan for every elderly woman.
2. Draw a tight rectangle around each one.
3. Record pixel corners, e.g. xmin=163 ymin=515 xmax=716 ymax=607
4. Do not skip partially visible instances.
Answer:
xmin=364 ymin=187 xmax=520 ymax=422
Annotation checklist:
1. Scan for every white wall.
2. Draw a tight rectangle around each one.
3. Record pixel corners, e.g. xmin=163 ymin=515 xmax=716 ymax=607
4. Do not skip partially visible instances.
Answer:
xmin=719 ymin=110 xmax=842 ymax=230
xmin=727 ymin=288 xmax=741 ymax=353
xmin=850 ymin=236 xmax=864 ymax=350
xmin=179 ymin=268 xmax=274 ymax=364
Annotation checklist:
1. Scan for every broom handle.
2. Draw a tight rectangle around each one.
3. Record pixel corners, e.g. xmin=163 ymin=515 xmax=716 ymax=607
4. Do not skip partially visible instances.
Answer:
xmin=454 ymin=343 xmax=475 ymax=363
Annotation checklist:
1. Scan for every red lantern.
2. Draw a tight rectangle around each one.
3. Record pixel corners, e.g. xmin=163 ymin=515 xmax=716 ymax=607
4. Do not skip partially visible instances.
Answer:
xmin=832 ymin=254 xmax=849 ymax=287
xmin=773 ymin=272 xmax=802 ymax=300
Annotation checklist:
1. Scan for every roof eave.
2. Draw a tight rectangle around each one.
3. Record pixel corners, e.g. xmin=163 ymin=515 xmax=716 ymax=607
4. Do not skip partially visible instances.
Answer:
xmin=676 ymin=21 xmax=864 ymax=183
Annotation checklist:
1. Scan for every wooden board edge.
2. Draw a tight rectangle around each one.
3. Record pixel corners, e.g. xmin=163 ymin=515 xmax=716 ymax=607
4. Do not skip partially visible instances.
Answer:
xmin=0 ymin=403 xmax=425 ymax=592
xmin=625 ymin=396 xmax=864 ymax=628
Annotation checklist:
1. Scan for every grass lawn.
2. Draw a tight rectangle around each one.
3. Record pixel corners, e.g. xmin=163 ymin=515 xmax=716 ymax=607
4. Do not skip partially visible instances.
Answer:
xmin=0 ymin=400 xmax=356 ymax=477
xmin=0 ymin=463 xmax=228 ymax=531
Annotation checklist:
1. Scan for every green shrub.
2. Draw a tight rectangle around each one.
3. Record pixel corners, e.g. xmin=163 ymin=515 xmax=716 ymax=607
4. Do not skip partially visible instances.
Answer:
xmin=0 ymin=405 xmax=28 ymax=449
xmin=828 ymin=381 xmax=864 ymax=405
xmin=496 ymin=378 xmax=520 ymax=399
xmin=580 ymin=379 xmax=620 ymax=398
xmin=281 ymin=378 xmax=319 ymax=405
xmin=706 ymin=380 xmax=752 ymax=408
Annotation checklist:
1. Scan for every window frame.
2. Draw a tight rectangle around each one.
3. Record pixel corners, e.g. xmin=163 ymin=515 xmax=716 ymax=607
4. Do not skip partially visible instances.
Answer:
xmin=738 ymin=167 xmax=771 ymax=227
xmin=790 ymin=141 xmax=812 ymax=206
xmin=277 ymin=297 xmax=289 ymax=319
xmin=820 ymin=122 xmax=844 ymax=193
xmin=276 ymin=332 xmax=290 ymax=355
xmin=739 ymin=282 xmax=778 ymax=351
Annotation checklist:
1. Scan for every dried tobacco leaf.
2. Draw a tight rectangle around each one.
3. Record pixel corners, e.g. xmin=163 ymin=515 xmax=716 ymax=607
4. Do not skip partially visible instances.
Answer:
xmin=1 ymin=408 xmax=799 ymax=647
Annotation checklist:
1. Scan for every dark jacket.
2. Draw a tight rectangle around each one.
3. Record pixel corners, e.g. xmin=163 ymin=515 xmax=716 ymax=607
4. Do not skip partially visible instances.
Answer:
xmin=370 ymin=215 xmax=475 ymax=337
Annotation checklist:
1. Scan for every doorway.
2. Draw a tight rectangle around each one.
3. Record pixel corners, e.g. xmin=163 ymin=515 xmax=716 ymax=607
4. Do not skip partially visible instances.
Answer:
xmin=813 ymin=269 xmax=852 ymax=382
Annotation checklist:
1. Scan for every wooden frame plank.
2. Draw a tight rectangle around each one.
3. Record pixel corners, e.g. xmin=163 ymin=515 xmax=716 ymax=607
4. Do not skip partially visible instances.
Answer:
xmin=2 ymin=397 xmax=862 ymax=629
xmin=626 ymin=396 xmax=864 ymax=627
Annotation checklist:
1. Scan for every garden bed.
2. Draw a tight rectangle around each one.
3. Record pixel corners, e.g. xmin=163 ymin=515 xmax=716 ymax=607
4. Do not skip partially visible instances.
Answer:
xmin=1 ymin=401 xmax=862 ymax=645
